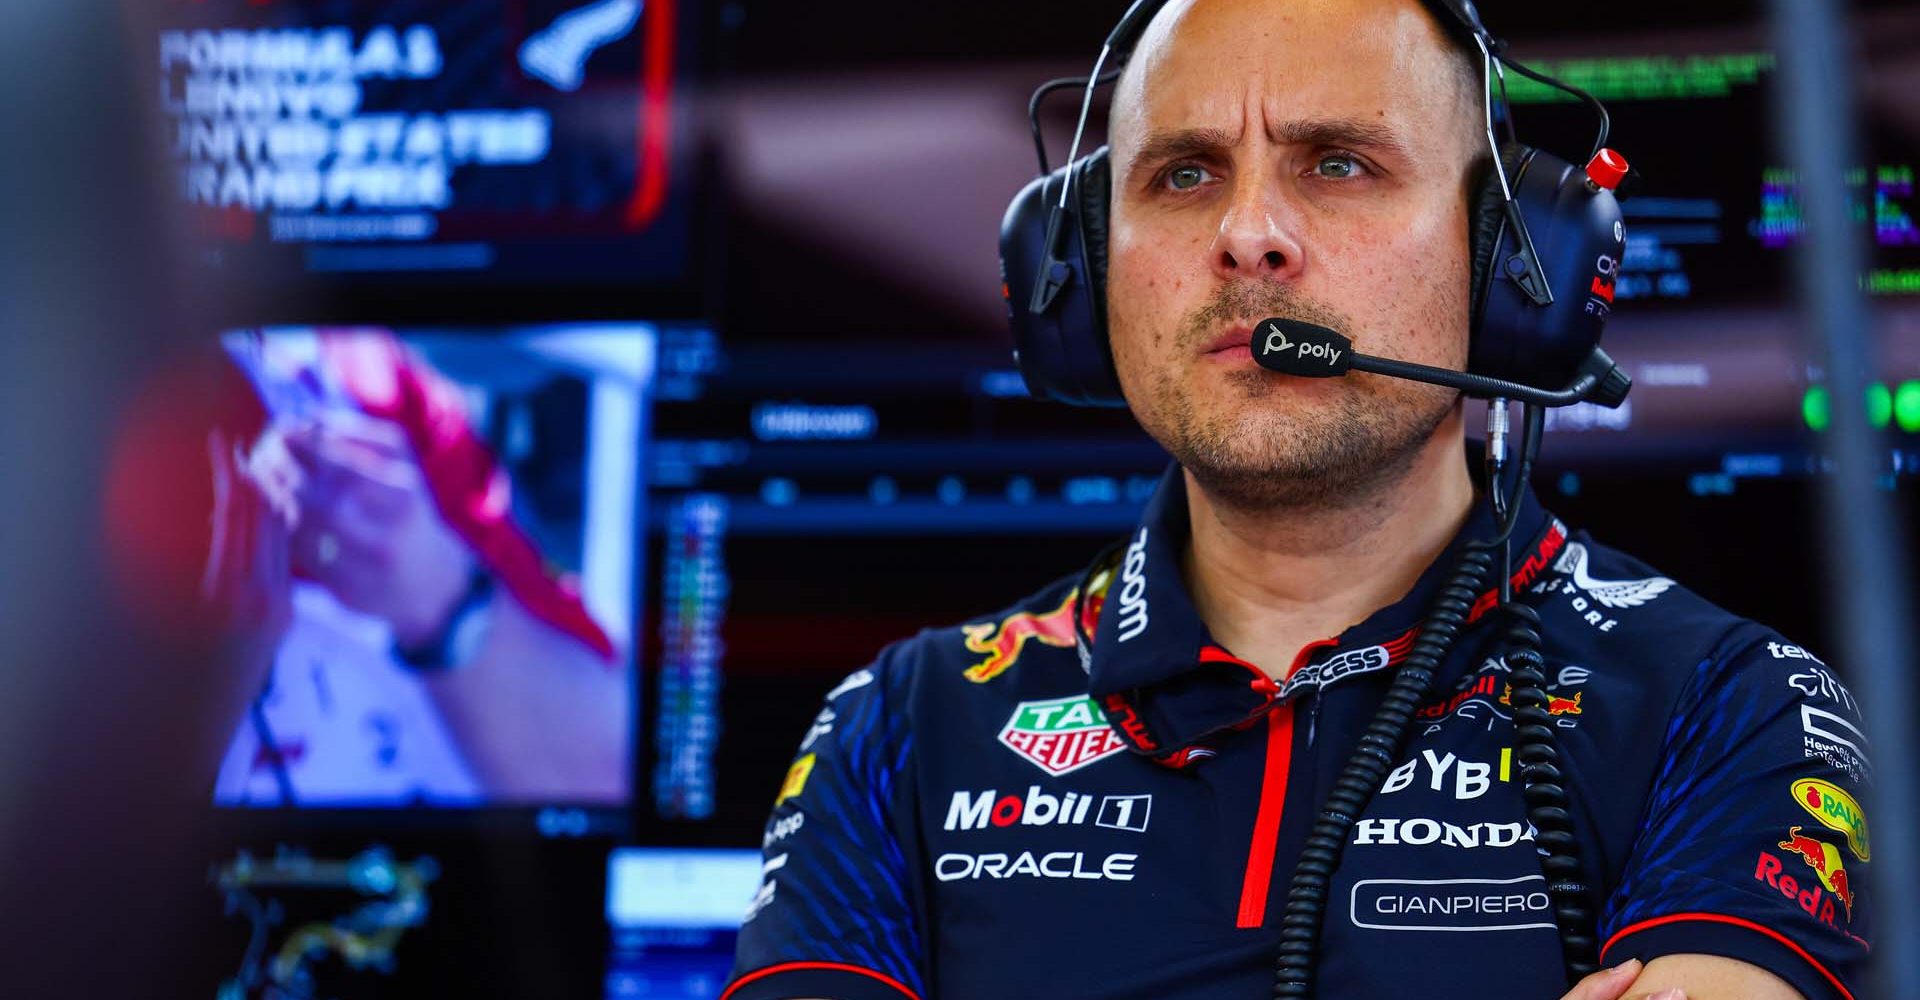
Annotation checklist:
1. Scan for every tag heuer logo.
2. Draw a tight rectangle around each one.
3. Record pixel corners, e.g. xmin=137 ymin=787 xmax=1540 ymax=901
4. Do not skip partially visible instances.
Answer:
xmin=999 ymin=695 xmax=1127 ymax=776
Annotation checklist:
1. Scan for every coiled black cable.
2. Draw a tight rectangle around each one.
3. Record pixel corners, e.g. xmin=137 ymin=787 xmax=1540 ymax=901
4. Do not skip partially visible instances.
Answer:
xmin=1273 ymin=403 xmax=1597 ymax=996
xmin=1272 ymin=541 xmax=1496 ymax=998
xmin=1493 ymin=406 xmax=1599 ymax=980
xmin=1498 ymin=601 xmax=1599 ymax=980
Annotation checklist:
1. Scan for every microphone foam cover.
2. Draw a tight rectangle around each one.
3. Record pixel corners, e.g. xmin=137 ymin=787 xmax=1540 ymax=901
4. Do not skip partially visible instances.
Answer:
xmin=1252 ymin=318 xmax=1353 ymax=378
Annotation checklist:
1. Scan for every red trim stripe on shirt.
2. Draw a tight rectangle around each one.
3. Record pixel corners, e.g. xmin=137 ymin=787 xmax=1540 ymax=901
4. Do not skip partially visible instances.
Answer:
xmin=1235 ymin=704 xmax=1296 ymax=928
xmin=720 ymin=961 xmax=923 ymax=1000
xmin=1600 ymin=912 xmax=1854 ymax=1000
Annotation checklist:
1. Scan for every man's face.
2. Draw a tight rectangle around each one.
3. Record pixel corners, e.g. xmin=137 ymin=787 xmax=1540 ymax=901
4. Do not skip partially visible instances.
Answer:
xmin=1105 ymin=0 xmax=1482 ymax=508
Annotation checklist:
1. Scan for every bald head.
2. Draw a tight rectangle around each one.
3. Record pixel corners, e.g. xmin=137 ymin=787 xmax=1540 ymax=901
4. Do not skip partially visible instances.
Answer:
xmin=1110 ymin=0 xmax=1484 ymax=178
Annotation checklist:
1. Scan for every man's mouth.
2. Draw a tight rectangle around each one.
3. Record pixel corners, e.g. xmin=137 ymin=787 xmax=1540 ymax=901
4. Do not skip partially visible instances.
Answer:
xmin=1200 ymin=326 xmax=1259 ymax=360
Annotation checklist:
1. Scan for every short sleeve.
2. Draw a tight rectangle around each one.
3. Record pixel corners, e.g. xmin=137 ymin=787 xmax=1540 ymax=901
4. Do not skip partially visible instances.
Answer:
xmin=1602 ymin=627 xmax=1873 ymax=1000
xmin=725 ymin=653 xmax=925 ymax=1000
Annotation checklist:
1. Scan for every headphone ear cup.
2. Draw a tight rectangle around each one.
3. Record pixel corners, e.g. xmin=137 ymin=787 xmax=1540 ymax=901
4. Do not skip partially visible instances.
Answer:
xmin=1076 ymin=148 xmax=1113 ymax=334
xmin=1467 ymin=141 xmax=1531 ymax=333
xmin=1468 ymin=142 xmax=1627 ymax=392
xmin=997 ymin=147 xmax=1126 ymax=408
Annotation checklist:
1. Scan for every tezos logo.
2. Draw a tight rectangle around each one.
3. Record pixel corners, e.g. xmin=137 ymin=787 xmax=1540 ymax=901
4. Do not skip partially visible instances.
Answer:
xmin=1769 ymin=641 xmax=1825 ymax=663
xmin=944 ymin=787 xmax=1152 ymax=833
xmin=1116 ymin=527 xmax=1150 ymax=642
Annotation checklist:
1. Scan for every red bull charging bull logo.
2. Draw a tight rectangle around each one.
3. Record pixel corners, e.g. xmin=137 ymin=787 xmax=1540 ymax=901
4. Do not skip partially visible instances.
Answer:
xmin=961 ymin=576 xmax=1108 ymax=684
xmin=1778 ymin=826 xmax=1855 ymax=922
xmin=1497 ymin=686 xmax=1584 ymax=716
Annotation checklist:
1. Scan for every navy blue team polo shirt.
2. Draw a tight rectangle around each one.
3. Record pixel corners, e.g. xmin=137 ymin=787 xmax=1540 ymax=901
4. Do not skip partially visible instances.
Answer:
xmin=727 ymin=461 xmax=1874 ymax=1000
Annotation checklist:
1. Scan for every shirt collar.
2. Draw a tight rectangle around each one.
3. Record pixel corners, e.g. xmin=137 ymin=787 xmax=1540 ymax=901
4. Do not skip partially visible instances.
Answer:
xmin=1086 ymin=449 xmax=1564 ymax=764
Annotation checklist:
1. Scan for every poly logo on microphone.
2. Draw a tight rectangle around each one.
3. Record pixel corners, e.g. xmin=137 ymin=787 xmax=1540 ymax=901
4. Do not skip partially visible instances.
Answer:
xmin=1254 ymin=319 xmax=1352 ymax=377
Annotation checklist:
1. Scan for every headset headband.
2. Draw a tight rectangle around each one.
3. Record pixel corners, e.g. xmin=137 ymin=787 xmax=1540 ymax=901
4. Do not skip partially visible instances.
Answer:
xmin=1101 ymin=0 xmax=1491 ymax=60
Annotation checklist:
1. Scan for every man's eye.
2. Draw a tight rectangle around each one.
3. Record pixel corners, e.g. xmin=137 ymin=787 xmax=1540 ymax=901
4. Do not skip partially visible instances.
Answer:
xmin=1315 ymin=154 xmax=1363 ymax=179
xmin=1165 ymin=165 xmax=1211 ymax=191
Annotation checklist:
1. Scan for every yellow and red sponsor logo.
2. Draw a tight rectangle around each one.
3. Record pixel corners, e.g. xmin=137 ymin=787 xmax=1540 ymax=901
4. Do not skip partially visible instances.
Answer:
xmin=961 ymin=576 xmax=1107 ymax=684
xmin=1793 ymin=777 xmax=1870 ymax=861
xmin=775 ymin=753 xmax=815 ymax=806
xmin=1779 ymin=825 xmax=1855 ymax=922
xmin=1497 ymin=685 xmax=1584 ymax=716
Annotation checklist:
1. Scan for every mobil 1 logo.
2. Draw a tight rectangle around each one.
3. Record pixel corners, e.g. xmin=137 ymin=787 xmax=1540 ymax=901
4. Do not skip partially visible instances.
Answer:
xmin=945 ymin=786 xmax=1153 ymax=834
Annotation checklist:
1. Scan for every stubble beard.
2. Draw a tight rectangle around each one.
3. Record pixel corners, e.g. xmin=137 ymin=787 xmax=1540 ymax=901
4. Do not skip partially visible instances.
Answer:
xmin=1130 ymin=283 xmax=1460 ymax=514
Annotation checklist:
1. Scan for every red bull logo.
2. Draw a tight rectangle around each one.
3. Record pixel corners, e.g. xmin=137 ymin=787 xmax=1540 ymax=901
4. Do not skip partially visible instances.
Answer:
xmin=961 ymin=578 xmax=1107 ymax=684
xmin=1418 ymin=674 xmax=1498 ymax=720
xmin=1779 ymin=826 xmax=1855 ymax=922
xmin=1497 ymin=686 xmax=1584 ymax=716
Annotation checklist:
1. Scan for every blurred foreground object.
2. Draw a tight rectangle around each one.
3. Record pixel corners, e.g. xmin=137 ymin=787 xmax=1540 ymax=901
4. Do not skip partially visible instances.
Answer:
xmin=1770 ymin=0 xmax=1920 ymax=995
xmin=0 ymin=0 xmax=251 ymax=996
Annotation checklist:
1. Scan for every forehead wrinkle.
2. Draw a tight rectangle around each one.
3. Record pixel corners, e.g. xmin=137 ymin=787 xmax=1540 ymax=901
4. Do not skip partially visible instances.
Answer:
xmin=1120 ymin=114 xmax=1417 ymax=185
xmin=1110 ymin=0 xmax=1482 ymax=172
xmin=1129 ymin=125 xmax=1240 ymax=170
xmin=1267 ymin=117 xmax=1415 ymax=159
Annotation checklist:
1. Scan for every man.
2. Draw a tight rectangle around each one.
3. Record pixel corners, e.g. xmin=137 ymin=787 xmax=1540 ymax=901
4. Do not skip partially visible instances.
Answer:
xmin=726 ymin=1 xmax=1873 ymax=998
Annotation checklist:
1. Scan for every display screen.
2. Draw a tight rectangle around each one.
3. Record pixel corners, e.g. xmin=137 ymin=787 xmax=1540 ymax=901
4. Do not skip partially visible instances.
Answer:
xmin=211 ymin=324 xmax=654 ymax=809
xmin=1495 ymin=51 xmax=1920 ymax=308
xmin=604 ymin=848 xmax=761 ymax=1000
xmin=156 ymin=0 xmax=693 ymax=291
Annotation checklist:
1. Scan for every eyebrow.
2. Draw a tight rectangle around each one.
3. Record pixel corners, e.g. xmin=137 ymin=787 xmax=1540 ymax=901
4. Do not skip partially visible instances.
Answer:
xmin=1124 ymin=117 xmax=1415 ymax=183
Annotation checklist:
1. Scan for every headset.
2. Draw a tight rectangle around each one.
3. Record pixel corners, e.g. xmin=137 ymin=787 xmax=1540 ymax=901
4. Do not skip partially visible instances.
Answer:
xmin=1000 ymin=0 xmax=1631 ymax=410
xmin=1003 ymin=1 xmax=1636 ymax=995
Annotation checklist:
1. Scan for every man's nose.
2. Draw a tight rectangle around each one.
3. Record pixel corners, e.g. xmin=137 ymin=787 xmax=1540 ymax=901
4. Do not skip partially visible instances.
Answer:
xmin=1209 ymin=179 xmax=1305 ymax=282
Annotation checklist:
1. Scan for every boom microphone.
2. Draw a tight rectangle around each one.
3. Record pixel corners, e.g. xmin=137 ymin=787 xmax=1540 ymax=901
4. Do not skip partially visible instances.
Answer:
xmin=1250 ymin=317 xmax=1630 ymax=408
